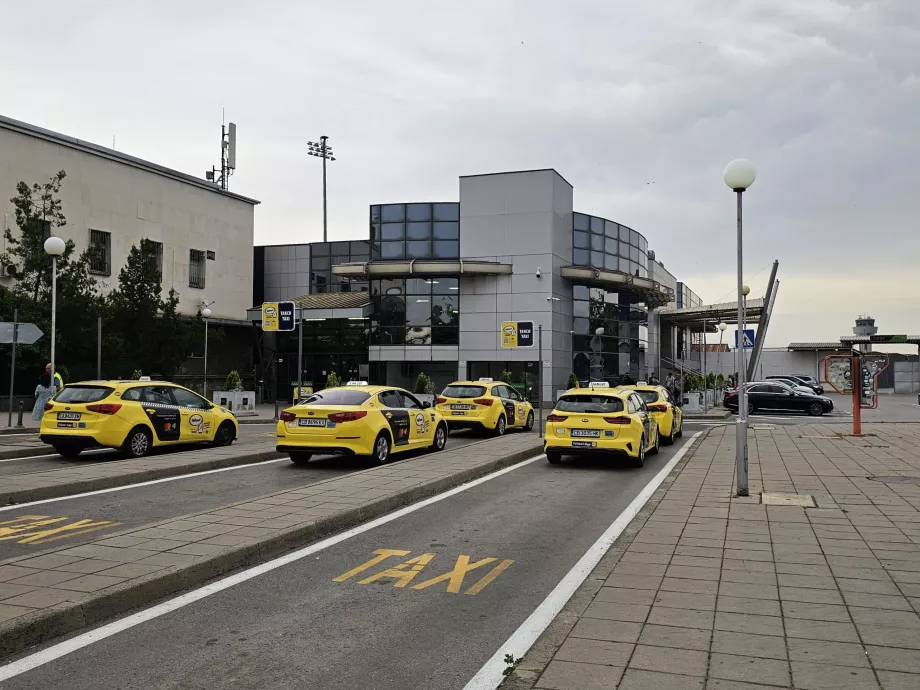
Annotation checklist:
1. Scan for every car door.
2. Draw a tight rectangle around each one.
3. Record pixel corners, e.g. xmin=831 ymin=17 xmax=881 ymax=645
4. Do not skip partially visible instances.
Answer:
xmin=169 ymin=387 xmax=216 ymax=443
xmin=378 ymin=390 xmax=411 ymax=449
xmin=140 ymin=385 xmax=182 ymax=443
xmin=399 ymin=391 xmax=434 ymax=447
xmin=491 ymin=385 xmax=518 ymax=425
xmin=505 ymin=385 xmax=529 ymax=426
xmin=630 ymin=394 xmax=653 ymax=442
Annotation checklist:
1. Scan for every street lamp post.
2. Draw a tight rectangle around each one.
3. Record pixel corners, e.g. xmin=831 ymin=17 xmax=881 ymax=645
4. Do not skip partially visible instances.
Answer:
xmin=307 ymin=137 xmax=336 ymax=243
xmin=717 ymin=321 xmax=728 ymax=389
xmin=44 ymin=236 xmax=66 ymax=394
xmin=201 ymin=306 xmax=213 ymax=400
xmin=724 ymin=159 xmax=757 ymax=497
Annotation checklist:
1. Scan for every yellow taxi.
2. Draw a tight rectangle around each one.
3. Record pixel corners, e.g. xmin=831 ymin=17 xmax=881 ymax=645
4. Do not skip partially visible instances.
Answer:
xmin=617 ymin=383 xmax=684 ymax=445
xmin=40 ymin=379 xmax=239 ymax=458
xmin=544 ymin=382 xmax=660 ymax=466
xmin=435 ymin=378 xmax=535 ymax=436
xmin=276 ymin=382 xmax=449 ymax=465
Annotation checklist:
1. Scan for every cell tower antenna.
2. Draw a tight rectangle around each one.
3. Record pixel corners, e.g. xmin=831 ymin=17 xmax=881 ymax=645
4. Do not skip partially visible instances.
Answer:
xmin=206 ymin=110 xmax=237 ymax=191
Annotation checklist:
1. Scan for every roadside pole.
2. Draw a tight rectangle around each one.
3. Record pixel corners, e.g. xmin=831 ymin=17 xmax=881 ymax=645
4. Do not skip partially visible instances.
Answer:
xmin=97 ymin=317 xmax=102 ymax=380
xmin=702 ymin=320 xmax=708 ymax=412
xmin=852 ymin=352 xmax=862 ymax=436
xmin=273 ymin=356 xmax=279 ymax=421
xmin=538 ymin=324 xmax=543 ymax=438
xmin=7 ymin=309 xmax=17 ymax=427
xmin=297 ymin=309 xmax=303 ymax=404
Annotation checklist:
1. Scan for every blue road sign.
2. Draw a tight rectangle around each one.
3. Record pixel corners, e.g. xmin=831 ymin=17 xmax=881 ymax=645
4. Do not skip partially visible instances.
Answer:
xmin=735 ymin=329 xmax=755 ymax=349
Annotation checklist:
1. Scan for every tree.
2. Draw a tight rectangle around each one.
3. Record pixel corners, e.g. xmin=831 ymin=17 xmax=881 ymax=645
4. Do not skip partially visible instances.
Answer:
xmin=567 ymin=372 xmax=580 ymax=389
xmin=415 ymin=371 xmax=431 ymax=394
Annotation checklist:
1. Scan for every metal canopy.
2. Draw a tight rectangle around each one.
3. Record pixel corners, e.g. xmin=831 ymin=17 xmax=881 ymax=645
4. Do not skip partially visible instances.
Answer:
xmin=560 ymin=266 xmax=673 ymax=307
xmin=659 ymin=297 xmax=765 ymax=329
xmin=246 ymin=292 xmax=372 ymax=324
xmin=332 ymin=259 xmax=512 ymax=279
xmin=841 ymin=335 xmax=920 ymax=345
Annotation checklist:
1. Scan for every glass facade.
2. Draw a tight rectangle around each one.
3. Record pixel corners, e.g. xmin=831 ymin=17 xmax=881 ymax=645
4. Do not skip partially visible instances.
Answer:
xmin=370 ymin=277 xmax=459 ymax=346
xmin=572 ymin=212 xmax=648 ymax=279
xmin=310 ymin=240 xmax=370 ymax=293
xmin=571 ymin=285 xmax=648 ymax=384
xmin=371 ymin=202 xmax=460 ymax=260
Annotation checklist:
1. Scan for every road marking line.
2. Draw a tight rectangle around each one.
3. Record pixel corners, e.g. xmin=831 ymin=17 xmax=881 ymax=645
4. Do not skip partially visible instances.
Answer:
xmin=0 ymin=459 xmax=288 ymax=513
xmin=461 ymin=431 xmax=705 ymax=690
xmin=0 ymin=448 xmax=112 ymax=464
xmin=0 ymin=453 xmax=544 ymax=681
xmin=465 ymin=559 xmax=515 ymax=596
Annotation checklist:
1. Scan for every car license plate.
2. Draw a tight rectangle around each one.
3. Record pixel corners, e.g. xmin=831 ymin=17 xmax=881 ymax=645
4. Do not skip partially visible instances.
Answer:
xmin=57 ymin=421 xmax=76 ymax=428
xmin=298 ymin=418 xmax=326 ymax=427
xmin=571 ymin=440 xmax=597 ymax=448
xmin=571 ymin=429 xmax=600 ymax=438
xmin=450 ymin=404 xmax=472 ymax=410
xmin=57 ymin=412 xmax=81 ymax=420
xmin=452 ymin=411 xmax=466 ymax=416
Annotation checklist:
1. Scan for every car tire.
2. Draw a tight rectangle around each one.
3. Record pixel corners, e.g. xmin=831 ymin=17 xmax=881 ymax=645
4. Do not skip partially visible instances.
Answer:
xmin=808 ymin=402 xmax=825 ymax=416
xmin=122 ymin=426 xmax=152 ymax=459
xmin=663 ymin=420 xmax=676 ymax=445
xmin=649 ymin=428 xmax=660 ymax=455
xmin=675 ymin=418 xmax=683 ymax=439
xmin=54 ymin=445 xmax=82 ymax=458
xmin=494 ymin=414 xmax=507 ymax=437
xmin=372 ymin=432 xmax=391 ymax=464
xmin=289 ymin=452 xmax=312 ymax=465
xmin=635 ymin=436 xmax=646 ymax=468
xmin=547 ymin=451 xmax=561 ymax=464
xmin=430 ymin=423 xmax=448 ymax=451
xmin=211 ymin=421 xmax=235 ymax=447
xmin=747 ymin=402 xmax=754 ymax=415
xmin=524 ymin=411 xmax=535 ymax=432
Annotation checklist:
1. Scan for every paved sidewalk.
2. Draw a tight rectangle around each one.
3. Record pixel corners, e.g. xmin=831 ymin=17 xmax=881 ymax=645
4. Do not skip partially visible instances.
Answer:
xmin=510 ymin=423 xmax=920 ymax=690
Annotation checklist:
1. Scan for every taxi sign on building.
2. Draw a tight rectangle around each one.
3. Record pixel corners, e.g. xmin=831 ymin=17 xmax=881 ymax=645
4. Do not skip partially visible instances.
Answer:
xmin=500 ymin=321 xmax=534 ymax=348
xmin=262 ymin=301 xmax=296 ymax=332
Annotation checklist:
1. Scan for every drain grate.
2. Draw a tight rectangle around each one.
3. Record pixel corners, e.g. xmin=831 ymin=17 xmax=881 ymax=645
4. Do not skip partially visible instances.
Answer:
xmin=868 ymin=476 xmax=920 ymax=485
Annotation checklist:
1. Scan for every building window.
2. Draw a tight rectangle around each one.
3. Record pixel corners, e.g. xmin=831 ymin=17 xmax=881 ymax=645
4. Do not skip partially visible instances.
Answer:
xmin=142 ymin=239 xmax=163 ymax=282
xmin=371 ymin=202 xmax=459 ymax=261
xmin=189 ymin=249 xmax=206 ymax=289
xmin=88 ymin=229 xmax=111 ymax=276
xmin=572 ymin=214 xmax=648 ymax=279
xmin=370 ymin=277 xmax=459 ymax=346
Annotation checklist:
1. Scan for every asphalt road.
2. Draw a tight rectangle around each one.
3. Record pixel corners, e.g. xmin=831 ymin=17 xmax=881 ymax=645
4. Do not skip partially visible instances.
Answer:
xmin=2 ymin=432 xmax=696 ymax=690
xmin=0 ymin=429 xmax=493 ymax=559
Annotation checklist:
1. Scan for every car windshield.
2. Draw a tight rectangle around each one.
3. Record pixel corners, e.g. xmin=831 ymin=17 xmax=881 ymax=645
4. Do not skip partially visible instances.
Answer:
xmin=301 ymin=390 xmax=370 ymax=406
xmin=54 ymin=386 xmax=114 ymax=404
xmin=635 ymin=391 xmax=659 ymax=404
xmin=555 ymin=395 xmax=625 ymax=414
xmin=442 ymin=385 xmax=487 ymax=398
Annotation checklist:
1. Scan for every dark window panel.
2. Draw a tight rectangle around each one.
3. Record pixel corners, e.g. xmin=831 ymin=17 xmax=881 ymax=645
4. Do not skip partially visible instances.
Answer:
xmin=591 ymin=251 xmax=604 ymax=268
xmin=573 ymin=285 xmax=589 ymax=300
xmin=604 ymin=253 xmax=618 ymax=271
xmin=406 ymin=240 xmax=431 ymax=258
xmin=433 ymin=221 xmax=459 ymax=240
xmin=574 ymin=231 xmax=590 ymax=249
xmin=619 ymin=225 xmax=630 ymax=242
xmin=381 ymin=223 xmax=405 ymax=240
xmin=432 ymin=240 xmax=459 ymax=258
xmin=605 ymin=238 xmax=617 ymax=255
xmin=433 ymin=203 xmax=460 ymax=221
xmin=573 ymin=213 xmax=589 ymax=231
xmin=381 ymin=204 xmax=405 ymax=222
xmin=312 ymin=243 xmax=330 ymax=256
xmin=311 ymin=257 xmax=330 ymax=271
xmin=406 ymin=222 xmax=431 ymax=240
xmin=370 ymin=205 xmax=381 ymax=223
xmin=381 ymin=241 xmax=405 ymax=259
xmin=406 ymin=203 xmax=431 ymax=222
xmin=629 ymin=229 xmax=639 ymax=246
xmin=574 ymin=248 xmax=590 ymax=265
xmin=591 ymin=233 xmax=604 ymax=251
xmin=605 ymin=220 xmax=618 ymax=239
xmin=590 ymin=216 xmax=604 ymax=234
xmin=432 ymin=277 xmax=459 ymax=294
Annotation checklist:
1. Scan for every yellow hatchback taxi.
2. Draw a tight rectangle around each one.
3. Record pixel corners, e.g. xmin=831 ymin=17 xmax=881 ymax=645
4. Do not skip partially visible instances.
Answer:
xmin=40 ymin=379 xmax=239 ymax=458
xmin=436 ymin=378 xmax=535 ymax=436
xmin=276 ymin=382 xmax=449 ymax=465
xmin=618 ymin=383 xmax=684 ymax=445
xmin=544 ymin=382 xmax=660 ymax=467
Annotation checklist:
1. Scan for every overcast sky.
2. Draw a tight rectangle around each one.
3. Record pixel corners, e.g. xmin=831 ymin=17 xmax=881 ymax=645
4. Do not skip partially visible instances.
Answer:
xmin=2 ymin=0 xmax=918 ymax=347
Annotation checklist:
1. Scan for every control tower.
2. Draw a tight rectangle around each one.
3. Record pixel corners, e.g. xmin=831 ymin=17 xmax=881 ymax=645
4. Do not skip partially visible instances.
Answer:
xmin=853 ymin=315 xmax=878 ymax=352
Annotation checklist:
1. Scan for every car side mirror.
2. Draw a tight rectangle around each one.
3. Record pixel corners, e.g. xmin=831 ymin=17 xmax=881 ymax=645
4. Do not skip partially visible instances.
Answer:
xmin=422 ymin=401 xmax=432 ymax=409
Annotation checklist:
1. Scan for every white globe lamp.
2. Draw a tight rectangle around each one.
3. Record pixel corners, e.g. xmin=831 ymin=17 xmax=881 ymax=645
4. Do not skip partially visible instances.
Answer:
xmin=43 ymin=236 xmax=65 ymax=256
xmin=723 ymin=159 xmax=757 ymax=191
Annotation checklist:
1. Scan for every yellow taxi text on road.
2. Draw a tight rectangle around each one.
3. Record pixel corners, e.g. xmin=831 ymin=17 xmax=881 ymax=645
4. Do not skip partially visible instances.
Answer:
xmin=40 ymin=380 xmax=238 ymax=458
xmin=617 ymin=383 xmax=684 ymax=445
xmin=276 ymin=382 xmax=449 ymax=465
xmin=435 ymin=379 xmax=535 ymax=436
xmin=544 ymin=382 xmax=659 ymax=466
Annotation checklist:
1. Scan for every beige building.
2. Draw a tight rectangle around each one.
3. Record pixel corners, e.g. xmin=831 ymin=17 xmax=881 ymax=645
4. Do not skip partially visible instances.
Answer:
xmin=0 ymin=114 xmax=258 ymax=320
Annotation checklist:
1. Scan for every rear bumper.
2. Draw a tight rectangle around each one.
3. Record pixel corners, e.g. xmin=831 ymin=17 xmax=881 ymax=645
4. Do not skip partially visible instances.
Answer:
xmin=276 ymin=444 xmax=358 ymax=456
xmin=445 ymin=419 xmax=488 ymax=430
xmin=39 ymin=434 xmax=99 ymax=450
xmin=544 ymin=442 xmax=631 ymax=458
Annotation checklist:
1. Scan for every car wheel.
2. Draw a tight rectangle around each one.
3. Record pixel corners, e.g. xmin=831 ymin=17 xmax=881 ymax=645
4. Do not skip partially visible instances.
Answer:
xmin=675 ymin=418 xmax=683 ymax=438
xmin=808 ymin=402 xmax=825 ymax=416
xmin=524 ymin=411 xmax=535 ymax=432
xmin=289 ymin=451 xmax=312 ymax=465
xmin=663 ymin=420 xmax=676 ymax=445
xmin=211 ymin=421 xmax=235 ymax=447
xmin=547 ymin=451 xmax=561 ymax=464
xmin=649 ymin=428 xmax=660 ymax=455
xmin=747 ymin=402 xmax=754 ymax=415
xmin=54 ymin=445 xmax=82 ymax=458
xmin=635 ymin=436 xmax=646 ymax=468
xmin=431 ymin=423 xmax=448 ymax=451
xmin=494 ymin=414 xmax=507 ymax=437
xmin=373 ymin=432 xmax=391 ymax=464
xmin=122 ymin=426 xmax=152 ymax=459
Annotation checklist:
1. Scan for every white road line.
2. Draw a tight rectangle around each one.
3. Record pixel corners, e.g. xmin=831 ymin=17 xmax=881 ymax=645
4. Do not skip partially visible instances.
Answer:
xmin=0 ymin=448 xmax=112 ymax=464
xmin=462 ymin=431 xmax=705 ymax=690
xmin=0 ymin=458 xmax=288 ymax=513
xmin=0 ymin=453 xmax=545 ymax=681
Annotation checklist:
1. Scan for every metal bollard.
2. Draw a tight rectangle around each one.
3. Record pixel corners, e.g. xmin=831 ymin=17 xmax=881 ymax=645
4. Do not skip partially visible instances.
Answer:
xmin=16 ymin=401 xmax=24 ymax=429
xmin=228 ymin=400 xmax=233 ymax=412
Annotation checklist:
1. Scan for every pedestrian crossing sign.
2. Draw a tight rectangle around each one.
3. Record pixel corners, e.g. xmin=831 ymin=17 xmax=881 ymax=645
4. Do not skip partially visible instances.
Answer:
xmin=734 ymin=329 xmax=755 ymax=349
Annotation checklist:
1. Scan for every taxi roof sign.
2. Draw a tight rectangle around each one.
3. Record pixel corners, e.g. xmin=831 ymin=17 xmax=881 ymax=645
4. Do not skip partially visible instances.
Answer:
xmin=478 ymin=377 xmax=494 ymax=382
xmin=588 ymin=381 xmax=610 ymax=388
xmin=345 ymin=381 xmax=369 ymax=386
xmin=637 ymin=381 xmax=648 ymax=386
xmin=138 ymin=376 xmax=151 ymax=381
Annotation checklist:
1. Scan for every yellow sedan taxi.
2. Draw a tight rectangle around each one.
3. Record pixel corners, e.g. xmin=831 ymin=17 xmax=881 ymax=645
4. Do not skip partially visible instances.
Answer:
xmin=435 ymin=378 xmax=535 ymax=436
xmin=544 ymin=382 xmax=660 ymax=466
xmin=40 ymin=379 xmax=239 ymax=458
xmin=276 ymin=382 xmax=449 ymax=465
xmin=618 ymin=383 xmax=684 ymax=445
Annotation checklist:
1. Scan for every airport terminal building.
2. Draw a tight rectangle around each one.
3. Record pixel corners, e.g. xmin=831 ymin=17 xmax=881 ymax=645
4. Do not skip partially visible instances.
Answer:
xmin=251 ymin=169 xmax=710 ymax=404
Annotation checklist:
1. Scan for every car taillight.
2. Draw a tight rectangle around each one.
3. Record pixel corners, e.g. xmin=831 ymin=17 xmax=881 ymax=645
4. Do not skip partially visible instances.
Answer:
xmin=328 ymin=411 xmax=368 ymax=423
xmin=473 ymin=398 xmax=493 ymax=406
xmin=279 ymin=411 xmax=296 ymax=422
xmin=603 ymin=416 xmax=632 ymax=424
xmin=436 ymin=396 xmax=447 ymax=404
xmin=647 ymin=404 xmax=668 ymax=413
xmin=86 ymin=403 xmax=122 ymax=415
xmin=44 ymin=402 xmax=54 ymax=411
xmin=546 ymin=414 xmax=568 ymax=422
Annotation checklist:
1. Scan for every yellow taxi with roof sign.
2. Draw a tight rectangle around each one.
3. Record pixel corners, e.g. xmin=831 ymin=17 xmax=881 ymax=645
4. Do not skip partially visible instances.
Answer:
xmin=435 ymin=378 xmax=535 ymax=436
xmin=544 ymin=381 xmax=660 ymax=466
xmin=40 ymin=379 xmax=238 ymax=458
xmin=276 ymin=382 xmax=449 ymax=465
xmin=617 ymin=382 xmax=684 ymax=444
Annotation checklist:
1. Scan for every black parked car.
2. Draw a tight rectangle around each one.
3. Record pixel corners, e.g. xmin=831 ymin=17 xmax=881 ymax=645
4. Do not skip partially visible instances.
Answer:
xmin=724 ymin=383 xmax=834 ymax=416
xmin=765 ymin=375 xmax=824 ymax=395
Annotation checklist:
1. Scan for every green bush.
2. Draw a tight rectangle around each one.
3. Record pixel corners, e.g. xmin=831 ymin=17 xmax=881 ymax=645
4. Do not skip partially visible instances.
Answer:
xmin=567 ymin=372 xmax=579 ymax=389
xmin=415 ymin=372 xmax=431 ymax=394
xmin=224 ymin=369 xmax=242 ymax=392
xmin=716 ymin=373 xmax=725 ymax=388
xmin=326 ymin=371 xmax=341 ymax=388
xmin=499 ymin=369 xmax=513 ymax=384
xmin=131 ymin=369 xmax=143 ymax=380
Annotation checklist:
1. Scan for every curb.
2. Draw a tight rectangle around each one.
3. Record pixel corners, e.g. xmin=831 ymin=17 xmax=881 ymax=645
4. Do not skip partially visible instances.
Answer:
xmin=0 ymin=428 xmax=37 ymax=437
xmin=1 ymin=449 xmax=286 ymax=506
xmin=0 ymin=445 xmax=48 ymax=461
xmin=0 ymin=443 xmax=542 ymax=659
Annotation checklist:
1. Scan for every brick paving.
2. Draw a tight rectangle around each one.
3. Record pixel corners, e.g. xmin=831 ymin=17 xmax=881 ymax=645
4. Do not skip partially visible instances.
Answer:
xmin=519 ymin=423 xmax=920 ymax=690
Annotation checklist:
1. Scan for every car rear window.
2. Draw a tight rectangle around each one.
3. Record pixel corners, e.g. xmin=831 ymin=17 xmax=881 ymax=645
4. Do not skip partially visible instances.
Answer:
xmin=555 ymin=395 xmax=625 ymax=414
xmin=442 ymin=385 xmax=486 ymax=398
xmin=635 ymin=391 xmax=660 ymax=404
xmin=301 ymin=390 xmax=370 ymax=406
xmin=55 ymin=386 xmax=114 ymax=404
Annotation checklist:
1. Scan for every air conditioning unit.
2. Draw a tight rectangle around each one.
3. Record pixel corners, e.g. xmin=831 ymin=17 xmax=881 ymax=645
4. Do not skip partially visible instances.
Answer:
xmin=3 ymin=264 xmax=17 ymax=277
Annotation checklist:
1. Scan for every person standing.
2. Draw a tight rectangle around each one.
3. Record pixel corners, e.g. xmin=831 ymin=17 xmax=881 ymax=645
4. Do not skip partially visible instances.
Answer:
xmin=45 ymin=362 xmax=63 ymax=393
xmin=32 ymin=373 xmax=54 ymax=422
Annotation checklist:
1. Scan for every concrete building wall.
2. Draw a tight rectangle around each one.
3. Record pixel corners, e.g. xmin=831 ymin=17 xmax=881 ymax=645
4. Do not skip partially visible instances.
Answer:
xmin=0 ymin=123 xmax=256 ymax=320
xmin=894 ymin=361 xmax=920 ymax=393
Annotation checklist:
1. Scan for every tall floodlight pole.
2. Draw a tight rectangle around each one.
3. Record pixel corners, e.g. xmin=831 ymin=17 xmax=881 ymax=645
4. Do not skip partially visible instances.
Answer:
xmin=44 ymin=236 xmax=66 ymax=395
xmin=307 ymin=137 xmax=336 ymax=243
xmin=717 ymin=322 xmax=727 ymax=384
xmin=723 ymin=159 xmax=757 ymax=497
